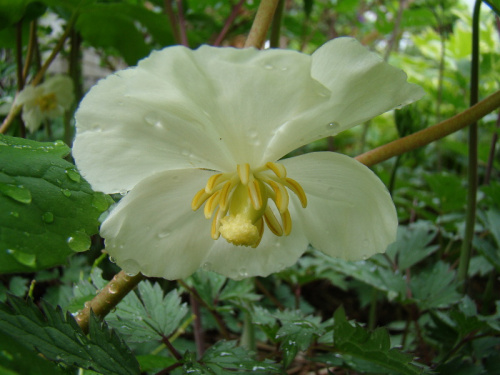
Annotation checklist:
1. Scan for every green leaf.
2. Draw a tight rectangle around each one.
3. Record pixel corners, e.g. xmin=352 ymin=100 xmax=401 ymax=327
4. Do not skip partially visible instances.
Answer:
xmin=196 ymin=340 xmax=280 ymax=374
xmin=386 ymin=223 xmax=439 ymax=270
xmin=105 ymin=280 xmax=189 ymax=342
xmin=0 ymin=295 xmax=140 ymax=375
xmin=410 ymin=261 xmax=461 ymax=309
xmin=0 ymin=135 xmax=113 ymax=273
xmin=136 ymin=355 xmax=177 ymax=373
xmin=332 ymin=307 xmax=423 ymax=375
xmin=273 ymin=310 xmax=324 ymax=367
xmin=0 ymin=330 xmax=67 ymax=375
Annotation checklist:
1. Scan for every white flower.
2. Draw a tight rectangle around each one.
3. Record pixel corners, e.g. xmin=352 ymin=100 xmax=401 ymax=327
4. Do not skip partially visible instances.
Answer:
xmin=15 ymin=75 xmax=74 ymax=133
xmin=73 ymin=38 xmax=424 ymax=280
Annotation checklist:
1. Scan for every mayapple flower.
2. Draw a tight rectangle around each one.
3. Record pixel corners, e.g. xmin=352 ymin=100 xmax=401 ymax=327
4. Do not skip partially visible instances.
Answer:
xmin=73 ymin=38 xmax=424 ymax=280
xmin=15 ymin=75 xmax=74 ymax=133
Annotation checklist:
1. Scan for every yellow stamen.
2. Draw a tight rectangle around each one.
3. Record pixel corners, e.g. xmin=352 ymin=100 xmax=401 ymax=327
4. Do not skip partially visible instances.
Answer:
xmin=204 ymin=191 xmax=220 ymax=219
xmin=192 ymin=162 xmax=307 ymax=247
xmin=266 ymin=161 xmax=287 ymax=178
xmin=191 ymin=188 xmax=210 ymax=211
xmin=285 ymin=178 xmax=307 ymax=207
xmin=35 ymin=93 xmax=57 ymax=112
xmin=205 ymin=173 xmax=223 ymax=193
xmin=263 ymin=206 xmax=283 ymax=236
xmin=237 ymin=163 xmax=250 ymax=185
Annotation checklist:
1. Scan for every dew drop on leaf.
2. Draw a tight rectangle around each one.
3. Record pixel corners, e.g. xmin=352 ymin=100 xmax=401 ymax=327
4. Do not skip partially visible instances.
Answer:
xmin=92 ymin=193 xmax=110 ymax=211
xmin=67 ymin=231 xmax=91 ymax=252
xmin=6 ymin=249 xmax=36 ymax=267
xmin=61 ymin=188 xmax=72 ymax=197
xmin=42 ymin=212 xmax=54 ymax=223
xmin=65 ymin=168 xmax=81 ymax=182
xmin=0 ymin=183 xmax=32 ymax=204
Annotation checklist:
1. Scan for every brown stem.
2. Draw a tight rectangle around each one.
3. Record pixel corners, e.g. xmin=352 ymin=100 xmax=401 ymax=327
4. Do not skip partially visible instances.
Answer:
xmin=177 ymin=279 xmax=231 ymax=339
xmin=74 ymin=271 xmax=145 ymax=334
xmin=483 ymin=111 xmax=499 ymax=185
xmin=244 ymin=0 xmax=280 ymax=48
xmin=190 ymin=294 xmax=205 ymax=358
xmin=355 ymin=90 xmax=500 ymax=167
xmin=213 ymin=0 xmax=246 ymax=46
xmin=176 ymin=0 xmax=189 ymax=47
xmin=22 ymin=20 xmax=37 ymax=81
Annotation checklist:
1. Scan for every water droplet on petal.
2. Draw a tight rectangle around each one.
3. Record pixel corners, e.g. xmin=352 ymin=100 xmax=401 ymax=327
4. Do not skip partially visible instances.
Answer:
xmin=202 ymin=262 xmax=212 ymax=269
xmin=0 ymin=183 xmax=32 ymax=204
xmin=42 ymin=212 xmax=54 ymax=223
xmin=91 ymin=123 xmax=103 ymax=132
xmin=65 ymin=168 xmax=81 ymax=182
xmin=157 ymin=231 xmax=170 ymax=238
xmin=327 ymin=121 xmax=340 ymax=130
xmin=264 ymin=64 xmax=274 ymax=70
xmin=67 ymin=231 xmax=91 ymax=252
xmin=239 ymin=267 xmax=248 ymax=278
xmin=144 ymin=113 xmax=164 ymax=129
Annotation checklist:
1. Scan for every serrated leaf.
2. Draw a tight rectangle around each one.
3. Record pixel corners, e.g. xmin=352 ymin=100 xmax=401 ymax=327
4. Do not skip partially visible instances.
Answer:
xmin=105 ymin=280 xmax=189 ymax=342
xmin=332 ymin=307 xmax=423 ymax=375
xmin=199 ymin=340 xmax=280 ymax=374
xmin=0 ymin=135 xmax=113 ymax=273
xmin=273 ymin=310 xmax=324 ymax=367
xmin=0 ymin=330 xmax=67 ymax=375
xmin=0 ymin=295 xmax=140 ymax=375
xmin=386 ymin=223 xmax=439 ymax=270
xmin=410 ymin=261 xmax=461 ymax=309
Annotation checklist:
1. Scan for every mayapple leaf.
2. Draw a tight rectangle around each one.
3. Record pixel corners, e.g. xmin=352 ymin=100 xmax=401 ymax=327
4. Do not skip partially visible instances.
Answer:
xmin=196 ymin=340 xmax=280 ymax=374
xmin=332 ymin=307 xmax=425 ymax=375
xmin=105 ymin=279 xmax=189 ymax=343
xmin=0 ymin=135 xmax=114 ymax=273
xmin=0 ymin=295 xmax=140 ymax=375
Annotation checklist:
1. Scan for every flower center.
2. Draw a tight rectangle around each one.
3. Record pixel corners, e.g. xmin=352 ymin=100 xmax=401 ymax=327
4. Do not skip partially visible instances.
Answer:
xmin=191 ymin=162 xmax=307 ymax=248
xmin=35 ymin=93 xmax=58 ymax=112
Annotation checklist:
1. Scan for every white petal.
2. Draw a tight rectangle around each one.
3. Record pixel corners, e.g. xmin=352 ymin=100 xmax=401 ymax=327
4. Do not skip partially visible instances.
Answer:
xmin=102 ymin=168 xmax=217 ymax=280
xmin=102 ymin=167 xmax=309 ymax=280
xmin=203 ymin=219 xmax=308 ymax=280
xmin=262 ymin=38 xmax=425 ymax=162
xmin=282 ymin=152 xmax=398 ymax=261
xmin=21 ymin=105 xmax=43 ymax=133
xmin=73 ymin=45 xmax=331 ymax=193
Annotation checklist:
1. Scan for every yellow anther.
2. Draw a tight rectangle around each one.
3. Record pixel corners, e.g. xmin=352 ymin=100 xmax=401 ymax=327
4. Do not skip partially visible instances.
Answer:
xmin=285 ymin=178 xmax=307 ymax=208
xmin=280 ymin=209 xmax=292 ymax=235
xmin=248 ymin=178 xmax=263 ymax=210
xmin=211 ymin=208 xmax=221 ymax=239
xmin=192 ymin=161 xmax=307 ymax=247
xmin=35 ymin=93 xmax=57 ymax=112
xmin=253 ymin=218 xmax=265 ymax=248
xmin=204 ymin=191 xmax=220 ymax=219
xmin=263 ymin=206 xmax=283 ymax=236
xmin=192 ymin=188 xmax=211 ymax=211
xmin=267 ymin=180 xmax=289 ymax=214
xmin=237 ymin=163 xmax=251 ymax=185
xmin=205 ymin=173 xmax=223 ymax=193
xmin=219 ymin=181 xmax=233 ymax=210
xmin=266 ymin=161 xmax=287 ymax=178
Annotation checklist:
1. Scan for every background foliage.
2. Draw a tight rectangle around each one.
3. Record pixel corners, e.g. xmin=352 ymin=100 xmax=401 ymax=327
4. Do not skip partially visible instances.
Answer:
xmin=0 ymin=0 xmax=499 ymax=374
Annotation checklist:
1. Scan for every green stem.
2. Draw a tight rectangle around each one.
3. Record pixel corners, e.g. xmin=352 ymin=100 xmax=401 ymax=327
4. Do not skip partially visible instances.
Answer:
xmin=269 ymin=0 xmax=285 ymax=48
xmin=244 ymin=0 xmax=280 ymax=48
xmin=457 ymin=0 xmax=481 ymax=292
xmin=74 ymin=271 xmax=145 ymax=334
xmin=355 ymin=90 xmax=500 ymax=167
xmin=240 ymin=311 xmax=256 ymax=351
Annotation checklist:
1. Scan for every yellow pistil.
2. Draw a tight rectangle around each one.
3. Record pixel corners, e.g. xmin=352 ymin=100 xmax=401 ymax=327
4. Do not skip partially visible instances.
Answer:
xmin=191 ymin=162 xmax=307 ymax=247
xmin=35 ymin=93 xmax=58 ymax=112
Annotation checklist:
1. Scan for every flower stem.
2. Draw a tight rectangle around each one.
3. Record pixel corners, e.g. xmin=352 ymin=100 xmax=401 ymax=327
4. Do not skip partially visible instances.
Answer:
xmin=458 ymin=0 xmax=481 ymax=292
xmin=74 ymin=271 xmax=144 ymax=334
xmin=244 ymin=0 xmax=281 ymax=48
xmin=269 ymin=0 xmax=285 ymax=48
xmin=213 ymin=0 xmax=246 ymax=46
xmin=355 ymin=90 xmax=500 ymax=167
